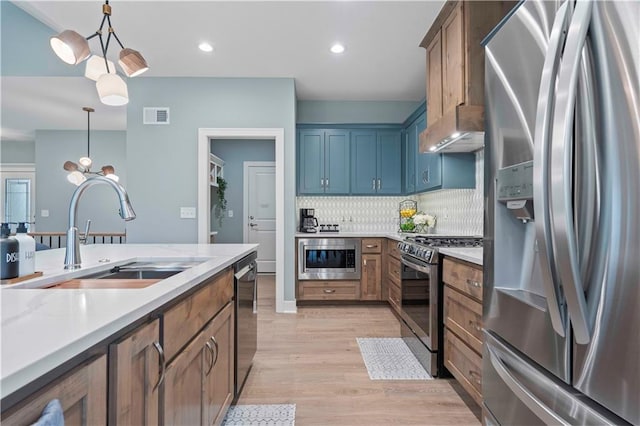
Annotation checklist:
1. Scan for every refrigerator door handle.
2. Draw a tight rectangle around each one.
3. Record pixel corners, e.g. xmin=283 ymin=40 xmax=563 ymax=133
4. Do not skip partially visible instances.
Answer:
xmin=487 ymin=346 xmax=568 ymax=425
xmin=549 ymin=0 xmax=593 ymax=345
xmin=532 ymin=0 xmax=570 ymax=338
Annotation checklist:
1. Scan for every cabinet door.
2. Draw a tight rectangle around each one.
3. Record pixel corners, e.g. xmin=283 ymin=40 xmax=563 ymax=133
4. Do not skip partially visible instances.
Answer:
xmin=426 ymin=30 xmax=443 ymax=126
xmin=425 ymin=154 xmax=443 ymax=190
xmin=163 ymin=327 xmax=207 ymax=426
xmin=2 ymin=356 xmax=107 ymax=426
xmin=109 ymin=320 xmax=161 ymax=426
xmin=410 ymin=112 xmax=427 ymax=192
xmin=403 ymin=131 xmax=416 ymax=194
xmin=297 ymin=129 xmax=325 ymax=194
xmin=361 ymin=254 xmax=382 ymax=301
xmin=376 ymin=131 xmax=402 ymax=194
xmin=442 ymin=3 xmax=465 ymax=115
xmin=203 ymin=303 xmax=234 ymax=426
xmin=350 ymin=130 xmax=377 ymax=194
xmin=324 ymin=130 xmax=350 ymax=194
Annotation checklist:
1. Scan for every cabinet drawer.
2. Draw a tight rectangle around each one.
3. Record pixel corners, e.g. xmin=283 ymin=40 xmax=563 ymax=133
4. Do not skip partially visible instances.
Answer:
xmin=163 ymin=268 xmax=234 ymax=361
xmin=387 ymin=239 xmax=401 ymax=259
xmin=362 ymin=238 xmax=383 ymax=254
xmin=298 ymin=281 xmax=360 ymax=301
xmin=387 ymin=256 xmax=401 ymax=285
xmin=442 ymin=257 xmax=483 ymax=302
xmin=387 ymin=280 xmax=401 ymax=314
xmin=444 ymin=329 xmax=482 ymax=406
xmin=444 ymin=286 xmax=483 ymax=354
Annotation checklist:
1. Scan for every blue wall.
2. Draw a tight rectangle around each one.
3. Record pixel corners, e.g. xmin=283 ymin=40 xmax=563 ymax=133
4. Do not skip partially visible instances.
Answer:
xmin=297 ymin=100 xmax=421 ymax=124
xmin=210 ymin=139 xmax=275 ymax=243
xmin=125 ymin=77 xmax=297 ymax=300
xmin=35 ymin=130 xmax=127 ymax=232
xmin=0 ymin=1 xmax=82 ymax=77
xmin=1 ymin=140 xmax=35 ymax=163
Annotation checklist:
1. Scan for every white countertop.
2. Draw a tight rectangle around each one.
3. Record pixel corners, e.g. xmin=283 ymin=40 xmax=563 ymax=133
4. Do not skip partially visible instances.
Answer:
xmin=294 ymin=232 xmax=437 ymax=241
xmin=0 ymin=243 xmax=257 ymax=399
xmin=439 ymin=247 xmax=483 ymax=266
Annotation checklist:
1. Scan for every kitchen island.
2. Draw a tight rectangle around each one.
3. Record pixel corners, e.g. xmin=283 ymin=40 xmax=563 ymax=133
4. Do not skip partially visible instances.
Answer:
xmin=0 ymin=243 xmax=257 ymax=423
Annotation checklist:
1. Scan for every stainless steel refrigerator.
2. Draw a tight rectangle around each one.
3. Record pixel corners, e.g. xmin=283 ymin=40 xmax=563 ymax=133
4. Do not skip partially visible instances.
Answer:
xmin=483 ymin=0 xmax=639 ymax=424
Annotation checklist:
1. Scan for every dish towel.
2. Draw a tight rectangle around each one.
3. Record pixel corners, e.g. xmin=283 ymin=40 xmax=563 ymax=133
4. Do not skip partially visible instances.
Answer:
xmin=32 ymin=399 xmax=64 ymax=426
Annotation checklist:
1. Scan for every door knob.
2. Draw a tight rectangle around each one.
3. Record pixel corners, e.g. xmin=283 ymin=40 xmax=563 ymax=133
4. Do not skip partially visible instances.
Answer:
xmin=249 ymin=216 xmax=254 ymax=219
xmin=249 ymin=223 xmax=258 ymax=227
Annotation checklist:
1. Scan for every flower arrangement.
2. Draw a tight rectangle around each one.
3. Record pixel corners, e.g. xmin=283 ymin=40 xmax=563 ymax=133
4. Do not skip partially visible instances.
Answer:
xmin=412 ymin=212 xmax=436 ymax=233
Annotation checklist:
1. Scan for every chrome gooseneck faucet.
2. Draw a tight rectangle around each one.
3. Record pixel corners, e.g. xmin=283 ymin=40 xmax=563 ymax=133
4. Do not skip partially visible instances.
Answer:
xmin=64 ymin=176 xmax=136 ymax=269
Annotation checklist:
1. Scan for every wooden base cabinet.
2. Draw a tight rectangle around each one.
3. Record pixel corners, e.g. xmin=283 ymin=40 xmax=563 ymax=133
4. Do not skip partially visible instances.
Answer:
xmin=164 ymin=303 xmax=233 ymax=426
xmin=361 ymin=239 xmax=382 ymax=301
xmin=2 ymin=355 xmax=107 ymax=426
xmin=109 ymin=319 xmax=161 ymax=426
xmin=442 ymin=257 xmax=483 ymax=406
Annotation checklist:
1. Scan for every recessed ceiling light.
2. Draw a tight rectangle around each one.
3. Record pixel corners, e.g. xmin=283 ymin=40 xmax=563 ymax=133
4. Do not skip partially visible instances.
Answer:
xmin=451 ymin=132 xmax=461 ymax=138
xmin=199 ymin=42 xmax=213 ymax=53
xmin=330 ymin=43 xmax=345 ymax=54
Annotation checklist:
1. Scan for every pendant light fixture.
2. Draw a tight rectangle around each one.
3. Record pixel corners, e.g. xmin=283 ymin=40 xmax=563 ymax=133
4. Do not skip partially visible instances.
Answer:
xmin=50 ymin=1 xmax=148 ymax=106
xmin=63 ymin=107 xmax=119 ymax=186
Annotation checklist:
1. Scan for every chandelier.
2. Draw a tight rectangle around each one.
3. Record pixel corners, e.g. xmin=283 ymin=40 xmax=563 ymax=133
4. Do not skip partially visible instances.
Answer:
xmin=63 ymin=107 xmax=119 ymax=185
xmin=50 ymin=0 xmax=148 ymax=106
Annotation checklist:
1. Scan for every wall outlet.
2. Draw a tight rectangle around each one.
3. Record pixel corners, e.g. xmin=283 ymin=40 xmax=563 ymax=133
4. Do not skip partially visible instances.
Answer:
xmin=41 ymin=209 xmax=49 ymax=217
xmin=228 ymin=210 xmax=234 ymax=218
xmin=180 ymin=207 xmax=196 ymax=219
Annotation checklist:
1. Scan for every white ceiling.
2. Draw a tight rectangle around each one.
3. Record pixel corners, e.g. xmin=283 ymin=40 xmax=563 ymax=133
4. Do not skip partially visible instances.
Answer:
xmin=2 ymin=1 xmax=444 ymax=139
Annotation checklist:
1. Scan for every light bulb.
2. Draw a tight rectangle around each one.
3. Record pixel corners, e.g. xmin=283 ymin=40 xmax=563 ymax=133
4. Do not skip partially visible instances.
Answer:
xmin=67 ymin=171 xmax=87 ymax=186
xmin=79 ymin=157 xmax=92 ymax=168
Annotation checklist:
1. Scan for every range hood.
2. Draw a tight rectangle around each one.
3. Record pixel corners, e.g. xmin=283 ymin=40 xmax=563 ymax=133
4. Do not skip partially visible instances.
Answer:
xmin=419 ymin=105 xmax=485 ymax=153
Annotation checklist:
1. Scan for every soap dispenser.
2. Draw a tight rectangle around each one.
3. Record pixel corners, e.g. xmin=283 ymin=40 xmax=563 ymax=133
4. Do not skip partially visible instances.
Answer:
xmin=15 ymin=223 xmax=35 ymax=276
xmin=1 ymin=223 xmax=19 ymax=280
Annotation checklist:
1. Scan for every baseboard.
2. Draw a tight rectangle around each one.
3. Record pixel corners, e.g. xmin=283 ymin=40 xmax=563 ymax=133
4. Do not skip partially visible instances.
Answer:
xmin=280 ymin=300 xmax=297 ymax=314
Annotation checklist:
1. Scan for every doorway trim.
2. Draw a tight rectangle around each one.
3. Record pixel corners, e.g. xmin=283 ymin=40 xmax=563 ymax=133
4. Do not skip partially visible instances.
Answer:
xmin=197 ymin=128 xmax=290 ymax=313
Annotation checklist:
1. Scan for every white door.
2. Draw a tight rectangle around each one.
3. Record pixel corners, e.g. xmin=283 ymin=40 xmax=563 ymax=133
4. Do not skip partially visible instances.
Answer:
xmin=244 ymin=162 xmax=276 ymax=273
xmin=0 ymin=164 xmax=36 ymax=231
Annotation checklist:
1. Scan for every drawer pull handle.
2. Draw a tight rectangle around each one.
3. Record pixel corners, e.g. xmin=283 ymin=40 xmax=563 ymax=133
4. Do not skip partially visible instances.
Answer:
xmin=365 ymin=244 xmax=378 ymax=249
xmin=323 ymin=289 xmax=336 ymax=294
xmin=468 ymin=320 xmax=482 ymax=332
xmin=466 ymin=279 xmax=481 ymax=288
xmin=153 ymin=341 xmax=166 ymax=391
xmin=469 ymin=369 xmax=482 ymax=385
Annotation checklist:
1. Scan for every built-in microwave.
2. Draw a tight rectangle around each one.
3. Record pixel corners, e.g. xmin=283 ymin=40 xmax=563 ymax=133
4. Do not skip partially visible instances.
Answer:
xmin=298 ymin=238 xmax=361 ymax=280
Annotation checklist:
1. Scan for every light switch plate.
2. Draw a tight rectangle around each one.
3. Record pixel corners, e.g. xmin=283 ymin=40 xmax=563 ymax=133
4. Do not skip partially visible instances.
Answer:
xmin=41 ymin=209 xmax=49 ymax=217
xmin=228 ymin=210 xmax=234 ymax=218
xmin=180 ymin=207 xmax=196 ymax=219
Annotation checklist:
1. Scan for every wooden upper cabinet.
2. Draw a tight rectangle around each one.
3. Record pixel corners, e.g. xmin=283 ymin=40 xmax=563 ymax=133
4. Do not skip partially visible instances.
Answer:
xmin=420 ymin=1 xmax=516 ymax=152
xmin=109 ymin=319 xmax=161 ymax=426
xmin=426 ymin=31 xmax=443 ymax=127
xmin=441 ymin=3 xmax=465 ymax=115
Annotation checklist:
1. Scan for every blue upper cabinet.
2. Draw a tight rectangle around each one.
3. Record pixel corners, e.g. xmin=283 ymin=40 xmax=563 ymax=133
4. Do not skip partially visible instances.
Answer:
xmin=324 ymin=130 xmax=350 ymax=194
xmin=350 ymin=130 xmax=378 ymax=194
xmin=407 ymin=110 xmax=427 ymax=192
xmin=403 ymin=130 xmax=416 ymax=194
xmin=350 ymin=129 xmax=402 ymax=195
xmin=419 ymin=153 xmax=475 ymax=191
xmin=297 ymin=129 xmax=349 ymax=195
xmin=377 ymin=131 xmax=402 ymax=194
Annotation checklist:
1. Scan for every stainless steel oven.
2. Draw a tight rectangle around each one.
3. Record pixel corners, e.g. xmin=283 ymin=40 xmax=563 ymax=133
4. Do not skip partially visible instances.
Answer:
xmin=298 ymin=238 xmax=361 ymax=280
xmin=399 ymin=252 xmax=439 ymax=377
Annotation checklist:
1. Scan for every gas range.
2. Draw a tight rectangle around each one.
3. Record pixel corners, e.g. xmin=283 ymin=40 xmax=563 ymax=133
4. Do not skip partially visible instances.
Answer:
xmin=397 ymin=236 xmax=483 ymax=264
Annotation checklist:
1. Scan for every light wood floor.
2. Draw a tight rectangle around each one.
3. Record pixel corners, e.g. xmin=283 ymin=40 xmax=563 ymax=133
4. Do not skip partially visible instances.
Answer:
xmin=235 ymin=275 xmax=481 ymax=425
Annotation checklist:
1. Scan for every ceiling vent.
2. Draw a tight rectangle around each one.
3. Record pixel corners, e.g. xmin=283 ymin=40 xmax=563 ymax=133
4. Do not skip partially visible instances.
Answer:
xmin=143 ymin=107 xmax=170 ymax=125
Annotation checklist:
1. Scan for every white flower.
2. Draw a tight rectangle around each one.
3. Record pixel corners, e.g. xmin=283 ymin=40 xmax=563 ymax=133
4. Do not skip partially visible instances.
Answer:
xmin=412 ymin=213 xmax=436 ymax=227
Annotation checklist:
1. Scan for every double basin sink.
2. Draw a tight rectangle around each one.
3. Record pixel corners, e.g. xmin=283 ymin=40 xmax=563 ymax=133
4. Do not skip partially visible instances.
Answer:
xmin=36 ymin=260 xmax=204 ymax=290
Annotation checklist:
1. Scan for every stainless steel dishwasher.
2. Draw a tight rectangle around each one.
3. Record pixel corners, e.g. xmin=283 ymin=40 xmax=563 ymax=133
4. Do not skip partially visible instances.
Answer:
xmin=234 ymin=252 xmax=257 ymax=399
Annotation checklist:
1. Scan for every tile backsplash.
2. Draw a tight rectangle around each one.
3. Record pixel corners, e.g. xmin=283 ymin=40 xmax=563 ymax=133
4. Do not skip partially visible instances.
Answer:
xmin=296 ymin=150 xmax=484 ymax=235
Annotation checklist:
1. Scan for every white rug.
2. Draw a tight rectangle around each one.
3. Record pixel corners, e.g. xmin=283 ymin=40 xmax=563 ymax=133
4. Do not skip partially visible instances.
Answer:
xmin=222 ymin=404 xmax=296 ymax=426
xmin=356 ymin=337 xmax=432 ymax=380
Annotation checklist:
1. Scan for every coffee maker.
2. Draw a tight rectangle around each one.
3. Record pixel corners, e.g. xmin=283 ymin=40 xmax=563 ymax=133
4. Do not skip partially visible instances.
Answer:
xmin=299 ymin=208 xmax=318 ymax=233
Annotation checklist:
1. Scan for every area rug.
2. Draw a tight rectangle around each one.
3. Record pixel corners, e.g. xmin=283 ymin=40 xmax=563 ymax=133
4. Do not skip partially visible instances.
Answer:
xmin=356 ymin=337 xmax=432 ymax=380
xmin=222 ymin=404 xmax=296 ymax=426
